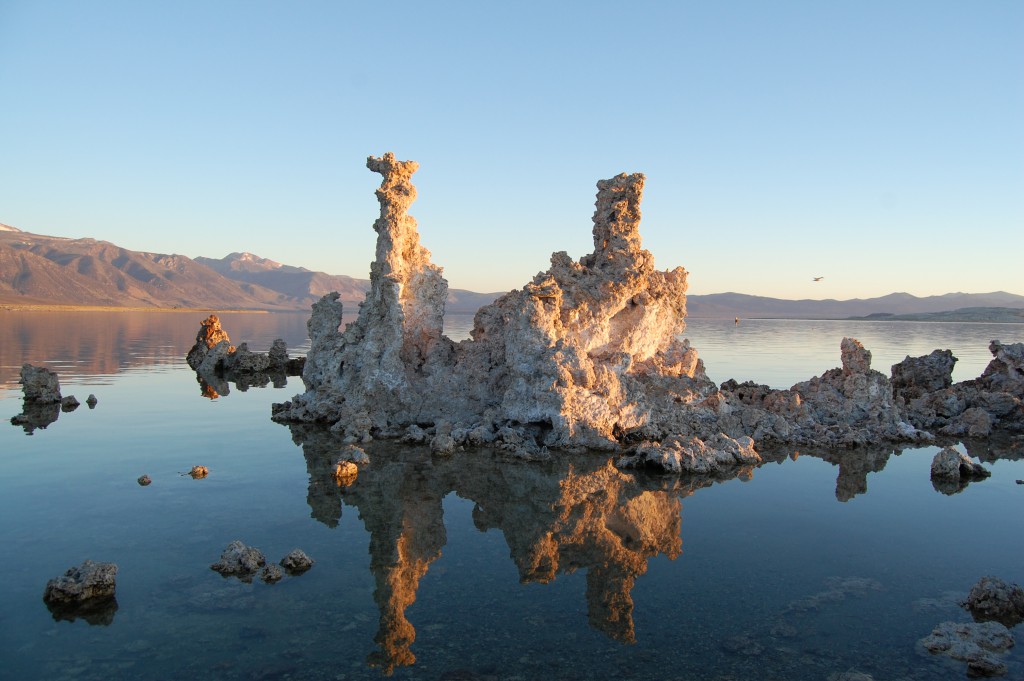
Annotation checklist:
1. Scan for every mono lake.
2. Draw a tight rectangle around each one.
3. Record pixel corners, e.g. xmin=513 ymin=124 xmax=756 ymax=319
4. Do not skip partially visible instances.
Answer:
xmin=1 ymin=311 xmax=1022 ymax=680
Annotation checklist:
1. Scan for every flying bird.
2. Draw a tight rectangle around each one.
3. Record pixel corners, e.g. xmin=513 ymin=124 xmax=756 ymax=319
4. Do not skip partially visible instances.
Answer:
xmin=813 ymin=276 xmax=824 ymax=282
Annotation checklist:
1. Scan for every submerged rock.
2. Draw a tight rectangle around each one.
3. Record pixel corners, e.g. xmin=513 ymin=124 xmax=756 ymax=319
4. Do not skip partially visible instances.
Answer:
xmin=210 ymin=541 xmax=266 ymax=583
xmin=137 ymin=474 xmax=152 ymax=486
xmin=962 ymin=576 xmax=1024 ymax=627
xmin=920 ymin=620 xmax=1014 ymax=677
xmin=43 ymin=560 xmax=118 ymax=625
xmin=86 ymin=394 xmax=98 ymax=408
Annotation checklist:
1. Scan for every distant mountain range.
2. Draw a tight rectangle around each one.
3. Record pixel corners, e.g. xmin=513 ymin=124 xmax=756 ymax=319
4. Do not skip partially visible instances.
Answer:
xmin=686 ymin=291 xmax=1024 ymax=320
xmin=0 ymin=228 xmax=500 ymax=312
xmin=1 ymin=224 xmax=1022 ymax=321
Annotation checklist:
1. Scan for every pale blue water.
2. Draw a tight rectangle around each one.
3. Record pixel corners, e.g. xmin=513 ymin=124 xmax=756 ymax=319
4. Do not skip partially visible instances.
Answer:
xmin=1 ymin=311 xmax=1022 ymax=680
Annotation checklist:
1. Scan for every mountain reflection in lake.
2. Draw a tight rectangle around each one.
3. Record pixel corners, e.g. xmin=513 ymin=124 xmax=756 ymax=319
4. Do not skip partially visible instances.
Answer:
xmin=1 ymin=311 xmax=1022 ymax=680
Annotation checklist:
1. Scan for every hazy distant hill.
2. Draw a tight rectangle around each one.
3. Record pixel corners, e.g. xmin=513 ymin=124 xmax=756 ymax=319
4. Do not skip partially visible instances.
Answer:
xmin=0 ymin=231 xmax=300 ymax=309
xmin=196 ymin=252 xmax=503 ymax=313
xmin=845 ymin=307 xmax=1024 ymax=323
xmin=686 ymin=291 xmax=1024 ymax=320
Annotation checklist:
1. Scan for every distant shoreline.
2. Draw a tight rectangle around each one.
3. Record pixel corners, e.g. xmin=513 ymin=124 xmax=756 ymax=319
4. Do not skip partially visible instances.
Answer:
xmin=0 ymin=304 xmax=273 ymax=313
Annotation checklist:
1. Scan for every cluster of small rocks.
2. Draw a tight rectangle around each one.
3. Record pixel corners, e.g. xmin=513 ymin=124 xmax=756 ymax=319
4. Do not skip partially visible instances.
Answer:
xmin=210 ymin=540 xmax=314 ymax=584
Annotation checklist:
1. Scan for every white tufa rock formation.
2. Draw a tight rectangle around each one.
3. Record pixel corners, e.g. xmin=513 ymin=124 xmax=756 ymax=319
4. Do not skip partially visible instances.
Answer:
xmin=272 ymin=153 xmax=1021 ymax=471
xmin=273 ymin=153 xmax=725 ymax=464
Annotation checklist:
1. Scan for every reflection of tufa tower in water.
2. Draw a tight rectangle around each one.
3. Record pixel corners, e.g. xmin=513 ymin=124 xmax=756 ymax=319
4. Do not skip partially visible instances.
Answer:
xmin=290 ymin=428 xmax=750 ymax=672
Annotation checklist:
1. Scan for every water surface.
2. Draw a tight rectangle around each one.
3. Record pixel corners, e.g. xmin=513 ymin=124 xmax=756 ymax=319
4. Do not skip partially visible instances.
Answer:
xmin=1 ymin=311 xmax=1022 ymax=680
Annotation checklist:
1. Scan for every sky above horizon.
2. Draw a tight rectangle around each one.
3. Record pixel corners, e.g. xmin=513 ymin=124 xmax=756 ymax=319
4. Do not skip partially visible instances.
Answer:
xmin=1 ymin=1 xmax=1021 ymax=300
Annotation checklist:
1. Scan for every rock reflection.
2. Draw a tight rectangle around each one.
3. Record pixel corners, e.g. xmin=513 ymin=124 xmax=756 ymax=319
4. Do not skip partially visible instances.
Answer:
xmin=287 ymin=425 xmax=749 ymax=673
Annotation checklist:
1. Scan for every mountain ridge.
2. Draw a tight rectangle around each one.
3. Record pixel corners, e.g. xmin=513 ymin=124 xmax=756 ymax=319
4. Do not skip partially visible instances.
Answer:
xmin=1 ymin=223 xmax=1022 ymax=320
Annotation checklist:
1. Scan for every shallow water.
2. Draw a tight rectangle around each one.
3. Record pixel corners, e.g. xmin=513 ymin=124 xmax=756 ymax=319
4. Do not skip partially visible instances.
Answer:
xmin=1 ymin=311 xmax=1022 ymax=680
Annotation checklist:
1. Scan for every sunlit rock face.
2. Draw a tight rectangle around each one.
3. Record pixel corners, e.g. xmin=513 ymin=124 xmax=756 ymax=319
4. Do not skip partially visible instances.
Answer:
xmin=273 ymin=153 xmax=722 ymax=455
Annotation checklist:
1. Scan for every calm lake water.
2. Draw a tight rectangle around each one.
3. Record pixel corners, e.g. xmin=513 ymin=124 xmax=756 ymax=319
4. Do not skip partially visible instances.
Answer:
xmin=1 ymin=311 xmax=1022 ymax=680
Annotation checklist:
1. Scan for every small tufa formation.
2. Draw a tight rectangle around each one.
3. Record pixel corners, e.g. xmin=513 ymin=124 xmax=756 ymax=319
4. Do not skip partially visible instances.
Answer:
xmin=186 ymin=315 xmax=233 ymax=370
xmin=43 ymin=560 xmax=118 ymax=625
xmin=19 ymin=363 xmax=62 ymax=403
xmin=210 ymin=541 xmax=266 ymax=583
xmin=137 ymin=474 xmax=152 ymax=486
xmin=188 ymin=465 xmax=209 ymax=479
xmin=11 ymin=364 xmax=77 ymax=434
xmin=280 ymin=549 xmax=315 ymax=575
xmin=962 ymin=576 xmax=1024 ymax=628
xmin=930 ymin=446 xmax=990 ymax=495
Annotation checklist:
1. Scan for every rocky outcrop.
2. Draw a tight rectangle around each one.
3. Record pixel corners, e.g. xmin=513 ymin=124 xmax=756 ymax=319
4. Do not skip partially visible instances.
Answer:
xmin=43 ymin=560 xmax=118 ymax=625
xmin=962 ymin=576 xmax=1024 ymax=627
xmin=716 ymin=338 xmax=927 ymax=448
xmin=894 ymin=341 xmax=1024 ymax=437
xmin=185 ymin=315 xmax=304 ymax=398
xmin=271 ymin=153 xmax=1023 ymax=469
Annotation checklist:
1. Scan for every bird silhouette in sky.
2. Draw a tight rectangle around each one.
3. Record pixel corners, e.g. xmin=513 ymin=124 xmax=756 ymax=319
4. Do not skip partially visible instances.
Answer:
xmin=813 ymin=276 xmax=824 ymax=282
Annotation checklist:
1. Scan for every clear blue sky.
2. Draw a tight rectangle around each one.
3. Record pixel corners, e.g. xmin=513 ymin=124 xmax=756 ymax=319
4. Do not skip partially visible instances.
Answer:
xmin=1 ymin=1 xmax=1021 ymax=299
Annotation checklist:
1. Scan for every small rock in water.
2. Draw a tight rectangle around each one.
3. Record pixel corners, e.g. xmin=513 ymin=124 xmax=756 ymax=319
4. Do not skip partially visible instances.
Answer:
xmin=280 ymin=549 xmax=314 ymax=575
xmin=333 ymin=460 xmax=358 ymax=486
xmin=43 ymin=559 xmax=119 ymax=624
xmin=188 ymin=465 xmax=209 ymax=479
xmin=260 ymin=564 xmax=283 ymax=584
xmin=962 ymin=576 xmax=1024 ymax=627
xmin=210 ymin=540 xmax=266 ymax=582
xmin=86 ymin=394 xmax=98 ymax=408
xmin=137 ymin=475 xmax=152 ymax=486
xmin=60 ymin=395 xmax=80 ymax=412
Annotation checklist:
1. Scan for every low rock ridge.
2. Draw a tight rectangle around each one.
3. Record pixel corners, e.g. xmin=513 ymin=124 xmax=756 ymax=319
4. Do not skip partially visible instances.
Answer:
xmin=270 ymin=153 xmax=1024 ymax=472
xmin=186 ymin=314 xmax=305 ymax=398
